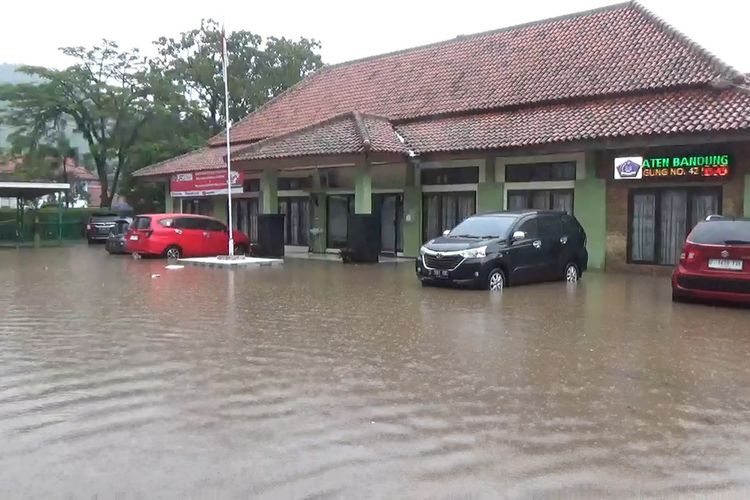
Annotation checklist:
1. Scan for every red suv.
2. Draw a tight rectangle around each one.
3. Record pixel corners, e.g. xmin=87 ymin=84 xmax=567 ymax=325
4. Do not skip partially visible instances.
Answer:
xmin=125 ymin=213 xmax=251 ymax=259
xmin=672 ymin=216 xmax=750 ymax=304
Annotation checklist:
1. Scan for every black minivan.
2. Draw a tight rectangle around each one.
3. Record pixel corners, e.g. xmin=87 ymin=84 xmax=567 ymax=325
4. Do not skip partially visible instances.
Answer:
xmin=416 ymin=210 xmax=588 ymax=290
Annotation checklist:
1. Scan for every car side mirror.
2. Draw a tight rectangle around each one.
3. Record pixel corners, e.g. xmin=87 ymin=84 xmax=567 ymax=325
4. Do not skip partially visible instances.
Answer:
xmin=442 ymin=230 xmax=450 ymax=236
xmin=512 ymin=230 xmax=526 ymax=242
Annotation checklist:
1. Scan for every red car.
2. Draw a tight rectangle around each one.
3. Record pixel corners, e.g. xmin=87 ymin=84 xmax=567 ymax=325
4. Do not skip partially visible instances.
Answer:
xmin=672 ymin=217 xmax=750 ymax=305
xmin=125 ymin=213 xmax=251 ymax=259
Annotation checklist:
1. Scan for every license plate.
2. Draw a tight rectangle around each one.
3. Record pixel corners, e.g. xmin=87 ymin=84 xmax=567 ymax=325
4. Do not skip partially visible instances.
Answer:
xmin=432 ymin=270 xmax=449 ymax=277
xmin=708 ymin=258 xmax=743 ymax=271
xmin=129 ymin=235 xmax=139 ymax=241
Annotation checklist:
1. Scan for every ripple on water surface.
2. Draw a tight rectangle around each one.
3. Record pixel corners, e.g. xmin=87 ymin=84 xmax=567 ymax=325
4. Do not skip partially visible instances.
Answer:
xmin=0 ymin=246 xmax=749 ymax=498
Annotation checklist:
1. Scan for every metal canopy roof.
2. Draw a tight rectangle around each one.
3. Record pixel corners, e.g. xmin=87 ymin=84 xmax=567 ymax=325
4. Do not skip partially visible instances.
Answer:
xmin=0 ymin=181 xmax=70 ymax=199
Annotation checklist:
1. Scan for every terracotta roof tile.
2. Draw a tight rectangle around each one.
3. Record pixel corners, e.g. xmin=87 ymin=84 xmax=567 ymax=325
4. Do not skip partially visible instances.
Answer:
xmin=395 ymin=89 xmax=750 ymax=153
xmin=132 ymin=146 xmax=238 ymax=177
xmin=235 ymin=112 xmax=406 ymax=161
xmin=214 ymin=2 xmax=740 ymax=145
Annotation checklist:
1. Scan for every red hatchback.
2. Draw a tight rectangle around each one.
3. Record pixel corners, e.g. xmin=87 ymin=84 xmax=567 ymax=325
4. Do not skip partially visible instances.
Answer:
xmin=125 ymin=213 xmax=251 ymax=259
xmin=672 ymin=217 xmax=750 ymax=305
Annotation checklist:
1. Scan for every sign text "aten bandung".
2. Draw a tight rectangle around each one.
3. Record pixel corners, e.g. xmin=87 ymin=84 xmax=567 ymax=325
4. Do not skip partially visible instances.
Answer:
xmin=614 ymin=155 xmax=730 ymax=180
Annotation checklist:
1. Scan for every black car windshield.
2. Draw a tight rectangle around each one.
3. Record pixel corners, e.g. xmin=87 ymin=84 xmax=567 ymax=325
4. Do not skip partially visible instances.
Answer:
xmin=690 ymin=220 xmax=750 ymax=244
xmin=448 ymin=216 xmax=515 ymax=238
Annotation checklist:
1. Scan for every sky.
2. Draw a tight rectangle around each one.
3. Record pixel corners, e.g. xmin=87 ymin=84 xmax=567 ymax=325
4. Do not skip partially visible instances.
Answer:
xmin=2 ymin=0 xmax=748 ymax=72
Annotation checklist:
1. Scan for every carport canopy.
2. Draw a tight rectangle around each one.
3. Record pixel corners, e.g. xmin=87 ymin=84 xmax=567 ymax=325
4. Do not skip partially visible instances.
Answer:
xmin=0 ymin=181 xmax=70 ymax=199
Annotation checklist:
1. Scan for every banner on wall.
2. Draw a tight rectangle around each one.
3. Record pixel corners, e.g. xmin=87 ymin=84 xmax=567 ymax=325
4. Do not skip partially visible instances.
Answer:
xmin=170 ymin=169 xmax=244 ymax=197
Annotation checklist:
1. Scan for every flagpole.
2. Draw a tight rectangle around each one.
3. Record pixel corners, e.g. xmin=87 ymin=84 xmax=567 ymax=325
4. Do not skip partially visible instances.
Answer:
xmin=222 ymin=24 xmax=234 ymax=256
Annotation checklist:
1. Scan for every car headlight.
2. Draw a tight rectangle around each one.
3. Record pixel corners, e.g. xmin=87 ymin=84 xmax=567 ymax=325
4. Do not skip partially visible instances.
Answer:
xmin=419 ymin=246 xmax=428 ymax=256
xmin=459 ymin=246 xmax=487 ymax=259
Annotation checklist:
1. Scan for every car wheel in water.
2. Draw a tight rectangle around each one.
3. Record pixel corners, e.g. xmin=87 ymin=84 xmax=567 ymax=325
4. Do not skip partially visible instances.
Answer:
xmin=165 ymin=246 xmax=181 ymax=260
xmin=487 ymin=268 xmax=505 ymax=291
xmin=565 ymin=262 xmax=580 ymax=283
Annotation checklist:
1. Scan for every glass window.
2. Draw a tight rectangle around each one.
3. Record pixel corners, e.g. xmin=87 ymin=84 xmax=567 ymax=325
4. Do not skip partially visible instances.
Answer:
xmin=278 ymin=177 xmax=311 ymax=190
xmin=421 ymin=167 xmax=479 ymax=185
xmin=505 ymin=162 xmax=576 ymax=182
xmin=206 ymin=219 xmax=227 ymax=232
xmin=690 ymin=221 xmax=750 ymax=244
xmin=506 ymin=190 xmax=574 ymax=214
xmin=174 ymin=217 xmax=208 ymax=230
xmin=133 ymin=216 xmax=151 ymax=229
xmin=629 ymin=188 xmax=721 ymax=265
xmin=182 ymin=198 xmax=212 ymax=216
xmin=537 ymin=215 xmax=562 ymax=238
xmin=158 ymin=218 xmax=175 ymax=228
xmin=243 ymin=179 xmax=260 ymax=192
xmin=448 ymin=216 xmax=516 ymax=238
xmin=422 ymin=192 xmax=476 ymax=241
xmin=327 ymin=195 xmax=353 ymax=248
xmin=517 ymin=218 xmax=539 ymax=238
xmin=279 ymin=197 xmax=310 ymax=246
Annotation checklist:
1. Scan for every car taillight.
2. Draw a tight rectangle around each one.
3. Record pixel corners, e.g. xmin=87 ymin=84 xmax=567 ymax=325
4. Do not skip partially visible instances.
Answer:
xmin=680 ymin=243 xmax=701 ymax=267
xmin=143 ymin=230 xmax=153 ymax=238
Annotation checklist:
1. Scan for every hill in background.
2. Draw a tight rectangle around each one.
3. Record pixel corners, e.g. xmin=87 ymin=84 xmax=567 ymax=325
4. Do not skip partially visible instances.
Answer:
xmin=0 ymin=63 xmax=90 ymax=156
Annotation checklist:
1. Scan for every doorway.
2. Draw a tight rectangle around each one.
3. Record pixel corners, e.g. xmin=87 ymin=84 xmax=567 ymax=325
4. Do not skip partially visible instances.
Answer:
xmin=375 ymin=193 xmax=403 ymax=255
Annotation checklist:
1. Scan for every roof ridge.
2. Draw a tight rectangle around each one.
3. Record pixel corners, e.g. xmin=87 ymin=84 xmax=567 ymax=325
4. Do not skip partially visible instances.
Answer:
xmin=629 ymin=1 xmax=744 ymax=83
xmin=321 ymin=2 xmax=631 ymax=72
xmin=351 ymin=111 xmax=371 ymax=152
xmin=234 ymin=111 xmax=367 ymax=157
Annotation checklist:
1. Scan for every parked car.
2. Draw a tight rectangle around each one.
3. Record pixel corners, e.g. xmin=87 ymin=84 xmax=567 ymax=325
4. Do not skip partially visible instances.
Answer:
xmin=86 ymin=213 xmax=120 ymax=243
xmin=416 ymin=210 xmax=588 ymax=290
xmin=105 ymin=217 xmax=133 ymax=255
xmin=672 ymin=216 xmax=750 ymax=304
xmin=125 ymin=213 xmax=251 ymax=259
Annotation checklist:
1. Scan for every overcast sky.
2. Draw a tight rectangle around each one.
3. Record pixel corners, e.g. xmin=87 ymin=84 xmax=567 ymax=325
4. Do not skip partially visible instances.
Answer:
xmin=2 ymin=0 xmax=748 ymax=72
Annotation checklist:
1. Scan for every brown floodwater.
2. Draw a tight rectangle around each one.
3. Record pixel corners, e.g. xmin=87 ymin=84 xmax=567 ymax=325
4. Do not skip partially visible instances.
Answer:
xmin=0 ymin=246 xmax=749 ymax=498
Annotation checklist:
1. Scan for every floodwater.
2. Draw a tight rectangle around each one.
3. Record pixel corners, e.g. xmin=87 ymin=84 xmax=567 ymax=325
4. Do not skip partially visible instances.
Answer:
xmin=0 ymin=246 xmax=749 ymax=499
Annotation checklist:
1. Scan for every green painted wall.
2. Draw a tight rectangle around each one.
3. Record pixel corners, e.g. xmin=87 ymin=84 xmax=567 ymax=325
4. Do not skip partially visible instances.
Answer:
xmin=354 ymin=162 xmax=373 ymax=214
xmin=574 ymin=155 xmax=606 ymax=270
xmin=212 ymin=195 xmax=228 ymax=224
xmin=260 ymin=170 xmax=278 ymax=214
xmin=478 ymin=182 xmax=503 ymax=213
xmin=744 ymin=174 xmax=750 ymax=218
xmin=403 ymin=185 xmax=422 ymax=257
xmin=310 ymin=193 xmax=327 ymax=253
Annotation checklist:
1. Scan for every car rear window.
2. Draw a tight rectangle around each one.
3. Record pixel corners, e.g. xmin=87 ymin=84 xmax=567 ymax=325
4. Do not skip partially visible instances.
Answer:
xmin=133 ymin=216 xmax=151 ymax=230
xmin=690 ymin=221 xmax=750 ymax=244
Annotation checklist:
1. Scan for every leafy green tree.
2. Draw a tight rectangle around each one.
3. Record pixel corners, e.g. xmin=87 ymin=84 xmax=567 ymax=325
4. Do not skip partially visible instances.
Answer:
xmin=0 ymin=41 xmax=177 ymax=207
xmin=153 ymin=19 xmax=323 ymax=134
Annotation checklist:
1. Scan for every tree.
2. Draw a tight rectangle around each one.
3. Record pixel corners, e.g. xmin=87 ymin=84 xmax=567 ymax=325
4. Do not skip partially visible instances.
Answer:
xmin=0 ymin=41 xmax=175 ymax=207
xmin=153 ymin=19 xmax=323 ymax=135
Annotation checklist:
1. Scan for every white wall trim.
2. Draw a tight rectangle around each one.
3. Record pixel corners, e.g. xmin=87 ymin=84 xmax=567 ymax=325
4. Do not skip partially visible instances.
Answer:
xmin=422 ymin=184 xmax=478 ymax=193
xmin=278 ymin=190 xmax=309 ymax=197
xmin=372 ymin=188 xmax=404 ymax=194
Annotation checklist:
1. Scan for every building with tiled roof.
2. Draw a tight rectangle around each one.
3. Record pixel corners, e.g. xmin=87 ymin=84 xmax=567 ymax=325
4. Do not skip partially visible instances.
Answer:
xmin=134 ymin=2 xmax=750 ymax=271
xmin=0 ymin=157 xmax=103 ymax=208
